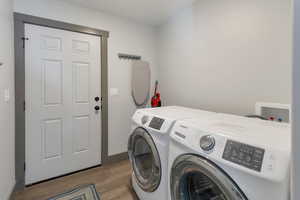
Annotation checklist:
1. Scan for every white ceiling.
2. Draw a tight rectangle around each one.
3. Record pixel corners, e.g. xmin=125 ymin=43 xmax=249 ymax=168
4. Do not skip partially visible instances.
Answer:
xmin=63 ymin=0 xmax=196 ymax=26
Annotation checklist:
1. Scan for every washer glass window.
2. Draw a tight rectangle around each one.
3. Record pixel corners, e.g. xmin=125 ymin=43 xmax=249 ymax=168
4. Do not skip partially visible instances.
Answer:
xmin=134 ymin=136 xmax=154 ymax=180
xmin=171 ymin=154 xmax=247 ymax=200
xmin=128 ymin=127 xmax=161 ymax=192
xmin=181 ymin=172 xmax=226 ymax=199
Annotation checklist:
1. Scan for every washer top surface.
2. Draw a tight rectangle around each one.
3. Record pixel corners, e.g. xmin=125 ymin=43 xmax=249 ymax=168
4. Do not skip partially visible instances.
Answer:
xmin=137 ymin=106 xmax=216 ymax=120
xmin=177 ymin=113 xmax=291 ymax=152
xmin=132 ymin=106 xmax=217 ymax=134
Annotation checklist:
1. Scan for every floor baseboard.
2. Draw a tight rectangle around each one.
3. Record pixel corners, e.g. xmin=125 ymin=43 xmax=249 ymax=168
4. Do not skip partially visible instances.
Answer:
xmin=9 ymin=182 xmax=17 ymax=200
xmin=12 ymin=152 xmax=129 ymax=194
xmin=105 ymin=152 xmax=129 ymax=165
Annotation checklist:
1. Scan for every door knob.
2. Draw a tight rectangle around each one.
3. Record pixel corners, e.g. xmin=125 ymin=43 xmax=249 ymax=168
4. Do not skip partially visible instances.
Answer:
xmin=95 ymin=97 xmax=100 ymax=102
xmin=95 ymin=106 xmax=100 ymax=111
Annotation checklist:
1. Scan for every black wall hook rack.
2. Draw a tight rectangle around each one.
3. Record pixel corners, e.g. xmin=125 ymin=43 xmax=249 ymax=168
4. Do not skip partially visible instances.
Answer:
xmin=118 ymin=53 xmax=141 ymax=60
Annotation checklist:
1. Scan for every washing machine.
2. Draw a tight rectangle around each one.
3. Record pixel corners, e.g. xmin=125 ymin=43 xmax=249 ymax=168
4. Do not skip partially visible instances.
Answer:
xmin=128 ymin=106 xmax=216 ymax=200
xmin=168 ymin=114 xmax=291 ymax=200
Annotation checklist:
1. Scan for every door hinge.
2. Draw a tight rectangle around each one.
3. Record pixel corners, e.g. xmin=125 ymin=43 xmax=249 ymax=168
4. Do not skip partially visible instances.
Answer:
xmin=21 ymin=37 xmax=29 ymax=48
xmin=24 ymin=162 xmax=26 ymax=172
xmin=24 ymin=101 xmax=26 ymax=111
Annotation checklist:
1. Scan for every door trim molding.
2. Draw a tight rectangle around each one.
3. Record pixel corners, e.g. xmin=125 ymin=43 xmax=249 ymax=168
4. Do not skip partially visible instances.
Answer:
xmin=14 ymin=12 xmax=110 ymax=189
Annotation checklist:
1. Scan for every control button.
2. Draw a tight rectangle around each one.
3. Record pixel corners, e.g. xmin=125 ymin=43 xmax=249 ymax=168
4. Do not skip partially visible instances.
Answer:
xmin=255 ymin=149 xmax=264 ymax=154
xmin=239 ymin=152 xmax=244 ymax=159
xmin=232 ymin=149 xmax=238 ymax=157
xmin=141 ymin=115 xmax=149 ymax=125
xmin=253 ymin=165 xmax=260 ymax=170
xmin=200 ymin=135 xmax=216 ymax=151
xmin=245 ymin=156 xmax=251 ymax=162
xmin=253 ymin=160 xmax=261 ymax=164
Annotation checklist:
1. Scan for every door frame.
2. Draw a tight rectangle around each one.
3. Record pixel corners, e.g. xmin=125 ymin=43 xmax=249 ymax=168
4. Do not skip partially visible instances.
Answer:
xmin=14 ymin=13 xmax=109 ymax=189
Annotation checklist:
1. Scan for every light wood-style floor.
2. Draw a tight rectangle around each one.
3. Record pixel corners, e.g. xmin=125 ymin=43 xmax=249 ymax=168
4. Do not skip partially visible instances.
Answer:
xmin=13 ymin=160 xmax=138 ymax=200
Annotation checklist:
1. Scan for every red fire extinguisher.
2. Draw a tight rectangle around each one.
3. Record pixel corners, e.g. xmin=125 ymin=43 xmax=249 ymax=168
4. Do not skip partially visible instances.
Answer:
xmin=151 ymin=81 xmax=162 ymax=107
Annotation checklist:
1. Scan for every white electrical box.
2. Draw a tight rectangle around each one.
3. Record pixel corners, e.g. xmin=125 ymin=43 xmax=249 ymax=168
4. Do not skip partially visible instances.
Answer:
xmin=255 ymin=102 xmax=291 ymax=123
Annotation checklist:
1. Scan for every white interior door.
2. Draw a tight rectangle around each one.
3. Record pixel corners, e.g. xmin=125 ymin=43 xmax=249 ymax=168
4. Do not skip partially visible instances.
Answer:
xmin=25 ymin=24 xmax=102 ymax=185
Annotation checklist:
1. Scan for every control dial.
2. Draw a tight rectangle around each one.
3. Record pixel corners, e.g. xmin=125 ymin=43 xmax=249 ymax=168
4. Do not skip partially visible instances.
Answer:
xmin=141 ymin=115 xmax=149 ymax=125
xmin=200 ymin=135 xmax=216 ymax=151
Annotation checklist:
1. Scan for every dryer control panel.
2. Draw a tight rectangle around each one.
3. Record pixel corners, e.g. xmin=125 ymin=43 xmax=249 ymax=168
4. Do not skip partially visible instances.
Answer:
xmin=149 ymin=117 xmax=165 ymax=130
xmin=222 ymin=140 xmax=265 ymax=172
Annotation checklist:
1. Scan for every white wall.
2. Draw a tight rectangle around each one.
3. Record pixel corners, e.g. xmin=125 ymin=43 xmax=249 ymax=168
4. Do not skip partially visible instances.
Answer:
xmin=158 ymin=0 xmax=292 ymax=115
xmin=14 ymin=0 xmax=158 ymax=156
xmin=0 ymin=0 xmax=15 ymax=199
xmin=292 ymin=0 xmax=300 ymax=199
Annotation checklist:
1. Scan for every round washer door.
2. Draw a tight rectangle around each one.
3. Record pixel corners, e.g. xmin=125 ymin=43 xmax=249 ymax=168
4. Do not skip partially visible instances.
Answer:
xmin=128 ymin=127 xmax=161 ymax=192
xmin=171 ymin=154 xmax=248 ymax=200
